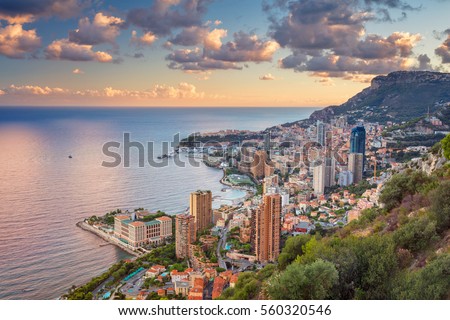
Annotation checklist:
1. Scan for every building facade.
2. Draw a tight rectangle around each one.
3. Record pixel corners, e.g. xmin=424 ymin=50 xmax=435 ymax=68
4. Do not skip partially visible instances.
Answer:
xmin=253 ymin=193 xmax=281 ymax=263
xmin=313 ymin=162 xmax=325 ymax=195
xmin=338 ymin=170 xmax=354 ymax=186
xmin=114 ymin=215 xmax=173 ymax=247
xmin=251 ymin=150 xmax=267 ymax=179
xmin=190 ymin=190 xmax=212 ymax=233
xmin=348 ymin=153 xmax=364 ymax=184
xmin=350 ymin=125 xmax=366 ymax=169
xmin=175 ymin=214 xmax=196 ymax=259
xmin=317 ymin=120 xmax=325 ymax=147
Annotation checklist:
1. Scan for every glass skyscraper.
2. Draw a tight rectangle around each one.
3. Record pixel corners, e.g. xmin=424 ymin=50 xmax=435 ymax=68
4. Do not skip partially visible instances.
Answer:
xmin=350 ymin=125 xmax=366 ymax=171
xmin=350 ymin=125 xmax=366 ymax=155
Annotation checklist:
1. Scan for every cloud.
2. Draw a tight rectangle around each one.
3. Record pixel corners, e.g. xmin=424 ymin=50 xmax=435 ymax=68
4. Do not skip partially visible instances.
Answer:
xmin=0 ymin=24 xmax=41 ymax=58
xmin=72 ymin=68 xmax=84 ymax=74
xmin=131 ymin=30 xmax=158 ymax=46
xmin=259 ymin=73 xmax=276 ymax=80
xmin=208 ymin=32 xmax=280 ymax=62
xmin=168 ymin=26 xmax=227 ymax=50
xmin=168 ymin=57 xmax=242 ymax=71
xmin=204 ymin=28 xmax=227 ymax=50
xmin=168 ymin=26 xmax=208 ymax=46
xmin=315 ymin=77 xmax=335 ymax=86
xmin=337 ymin=32 xmax=422 ymax=59
xmin=166 ymin=31 xmax=278 ymax=71
xmin=0 ymin=0 xmax=87 ymax=22
xmin=0 ymin=13 xmax=34 ymax=24
xmin=127 ymin=0 xmax=212 ymax=37
xmin=68 ymin=12 xmax=125 ymax=45
xmin=132 ymin=52 xmax=144 ymax=59
xmin=266 ymin=0 xmax=424 ymax=81
xmin=0 ymin=82 xmax=205 ymax=100
xmin=166 ymin=47 xmax=203 ymax=63
xmin=415 ymin=54 xmax=434 ymax=70
xmin=5 ymin=84 xmax=68 ymax=95
xmin=435 ymin=29 xmax=450 ymax=64
xmin=45 ymin=39 xmax=113 ymax=62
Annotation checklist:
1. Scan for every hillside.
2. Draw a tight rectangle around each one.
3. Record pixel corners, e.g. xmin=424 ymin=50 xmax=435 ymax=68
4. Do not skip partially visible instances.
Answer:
xmin=306 ymin=71 xmax=450 ymax=126
xmin=219 ymin=136 xmax=450 ymax=300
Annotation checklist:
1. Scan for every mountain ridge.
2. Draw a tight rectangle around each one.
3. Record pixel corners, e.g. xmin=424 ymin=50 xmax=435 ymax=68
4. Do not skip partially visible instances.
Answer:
xmin=307 ymin=71 xmax=450 ymax=125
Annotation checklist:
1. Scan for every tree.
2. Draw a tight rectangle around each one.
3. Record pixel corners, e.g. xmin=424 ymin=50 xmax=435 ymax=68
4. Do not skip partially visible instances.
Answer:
xmin=441 ymin=134 xmax=450 ymax=160
xmin=278 ymin=234 xmax=311 ymax=270
xmin=393 ymin=215 xmax=438 ymax=252
xmin=267 ymin=259 xmax=338 ymax=300
xmin=353 ymin=235 xmax=398 ymax=299
xmin=393 ymin=254 xmax=450 ymax=299
xmin=429 ymin=181 xmax=450 ymax=233
xmin=380 ymin=170 xmax=435 ymax=211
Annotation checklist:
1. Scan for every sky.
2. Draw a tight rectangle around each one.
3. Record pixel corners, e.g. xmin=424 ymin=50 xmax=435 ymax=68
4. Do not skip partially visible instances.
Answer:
xmin=0 ymin=0 xmax=449 ymax=107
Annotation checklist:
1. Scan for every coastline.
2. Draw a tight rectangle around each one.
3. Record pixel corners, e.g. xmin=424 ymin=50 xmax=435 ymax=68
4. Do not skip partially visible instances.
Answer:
xmin=77 ymin=168 xmax=251 ymax=261
xmin=76 ymin=221 xmax=141 ymax=258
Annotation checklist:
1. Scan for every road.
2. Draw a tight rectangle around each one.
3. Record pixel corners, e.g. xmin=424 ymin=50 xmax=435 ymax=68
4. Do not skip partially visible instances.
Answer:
xmin=120 ymin=269 xmax=147 ymax=297
xmin=216 ymin=227 xmax=228 ymax=270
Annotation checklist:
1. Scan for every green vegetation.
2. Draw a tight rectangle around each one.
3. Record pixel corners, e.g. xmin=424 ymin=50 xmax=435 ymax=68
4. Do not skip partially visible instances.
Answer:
xmin=393 ymin=254 xmax=450 ymax=299
xmin=442 ymin=134 xmax=450 ymax=160
xmin=277 ymin=235 xmax=311 ymax=270
xmin=267 ymin=259 xmax=338 ymax=300
xmin=393 ymin=215 xmax=438 ymax=253
xmin=379 ymin=170 xmax=436 ymax=211
xmin=66 ymin=243 xmax=180 ymax=300
xmin=219 ymin=265 xmax=276 ymax=300
xmin=102 ymin=209 xmax=122 ymax=225
xmin=136 ymin=243 xmax=180 ymax=267
xmin=429 ymin=181 xmax=450 ymax=233
xmin=64 ymin=260 xmax=130 ymax=300
xmin=142 ymin=211 xmax=169 ymax=222
xmin=228 ymin=238 xmax=252 ymax=254
xmin=256 ymin=184 xmax=263 ymax=195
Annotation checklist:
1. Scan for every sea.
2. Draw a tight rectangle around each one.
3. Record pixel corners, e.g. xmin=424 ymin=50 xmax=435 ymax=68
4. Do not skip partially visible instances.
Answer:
xmin=0 ymin=107 xmax=318 ymax=299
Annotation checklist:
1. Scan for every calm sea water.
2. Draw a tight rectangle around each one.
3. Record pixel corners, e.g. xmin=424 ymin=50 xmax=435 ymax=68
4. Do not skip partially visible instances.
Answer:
xmin=0 ymin=107 xmax=318 ymax=299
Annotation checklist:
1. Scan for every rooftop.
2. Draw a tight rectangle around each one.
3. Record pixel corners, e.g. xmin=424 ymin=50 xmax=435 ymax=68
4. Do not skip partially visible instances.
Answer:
xmin=156 ymin=216 xmax=172 ymax=222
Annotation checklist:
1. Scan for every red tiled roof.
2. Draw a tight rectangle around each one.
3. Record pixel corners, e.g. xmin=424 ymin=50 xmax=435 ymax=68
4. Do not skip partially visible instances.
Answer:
xmin=156 ymin=216 xmax=172 ymax=221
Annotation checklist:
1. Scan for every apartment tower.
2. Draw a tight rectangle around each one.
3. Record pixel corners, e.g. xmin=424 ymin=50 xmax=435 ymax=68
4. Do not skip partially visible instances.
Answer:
xmin=190 ymin=190 xmax=213 ymax=233
xmin=175 ymin=214 xmax=196 ymax=259
xmin=253 ymin=193 xmax=281 ymax=263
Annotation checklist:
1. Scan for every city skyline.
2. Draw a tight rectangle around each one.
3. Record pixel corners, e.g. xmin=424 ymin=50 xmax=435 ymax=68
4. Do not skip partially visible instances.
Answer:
xmin=0 ymin=0 xmax=450 ymax=107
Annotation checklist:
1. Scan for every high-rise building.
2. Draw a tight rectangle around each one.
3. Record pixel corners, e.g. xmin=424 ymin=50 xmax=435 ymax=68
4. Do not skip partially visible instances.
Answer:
xmin=175 ymin=214 xmax=196 ymax=259
xmin=263 ymin=174 xmax=279 ymax=194
xmin=338 ymin=170 xmax=354 ymax=186
xmin=253 ymin=194 xmax=281 ymax=263
xmin=313 ymin=162 xmax=325 ymax=195
xmin=324 ymin=157 xmax=336 ymax=188
xmin=251 ymin=150 xmax=267 ymax=179
xmin=317 ymin=120 xmax=325 ymax=147
xmin=348 ymin=153 xmax=364 ymax=184
xmin=263 ymin=132 xmax=271 ymax=157
xmin=190 ymin=190 xmax=213 ymax=233
xmin=350 ymin=125 xmax=366 ymax=168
